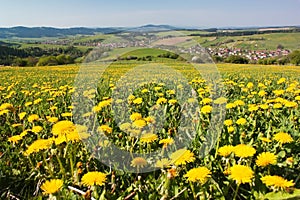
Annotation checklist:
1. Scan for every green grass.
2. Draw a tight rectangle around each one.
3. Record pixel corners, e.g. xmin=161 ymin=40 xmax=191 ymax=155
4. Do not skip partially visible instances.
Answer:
xmin=71 ymin=34 xmax=109 ymax=44
xmin=121 ymin=48 xmax=169 ymax=57
xmin=194 ymin=32 xmax=300 ymax=50
xmin=98 ymin=47 xmax=171 ymax=61
xmin=154 ymin=30 xmax=212 ymax=37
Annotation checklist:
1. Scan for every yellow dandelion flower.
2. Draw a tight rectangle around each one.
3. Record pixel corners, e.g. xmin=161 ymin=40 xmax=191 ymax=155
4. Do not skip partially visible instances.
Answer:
xmin=28 ymin=114 xmax=39 ymax=123
xmin=295 ymin=96 xmax=300 ymax=101
xmin=224 ymin=125 xmax=233 ymax=133
xmin=275 ymin=97 xmax=285 ymax=103
xmin=61 ymin=112 xmax=72 ymax=117
xmin=170 ymin=149 xmax=195 ymax=166
xmin=141 ymin=88 xmax=148 ymax=93
xmin=52 ymin=120 xmax=75 ymax=136
xmin=8 ymin=135 xmax=22 ymax=144
xmin=156 ymin=97 xmax=168 ymax=105
xmin=277 ymin=78 xmax=286 ymax=84
xmin=201 ymin=105 xmax=212 ymax=114
xmin=40 ymin=179 xmax=63 ymax=195
xmin=273 ymin=132 xmax=293 ymax=144
xmin=157 ymin=92 xmax=164 ymax=97
xmin=166 ymin=89 xmax=175 ymax=95
xmin=234 ymin=144 xmax=256 ymax=158
xmin=18 ymin=112 xmax=26 ymax=120
xmin=131 ymin=157 xmax=147 ymax=168
xmin=201 ymin=98 xmax=212 ymax=105
xmin=273 ymin=103 xmax=283 ymax=109
xmin=214 ymin=97 xmax=227 ymax=104
xmin=0 ymin=103 xmax=13 ymax=110
xmin=119 ymin=122 xmax=131 ymax=131
xmin=184 ymin=167 xmax=211 ymax=184
xmin=234 ymin=100 xmax=245 ymax=106
xmin=81 ymin=171 xmax=107 ymax=186
xmin=248 ymin=104 xmax=259 ymax=112
xmin=226 ymin=103 xmax=236 ymax=109
xmin=54 ymin=135 xmax=67 ymax=145
xmin=224 ymin=119 xmax=233 ymax=126
xmin=33 ymin=98 xmax=42 ymax=105
xmin=155 ymin=158 xmax=171 ymax=168
xmin=256 ymin=152 xmax=277 ymax=167
xmin=258 ymin=90 xmax=267 ymax=97
xmin=284 ymin=101 xmax=297 ymax=108
xmin=98 ymin=99 xmax=112 ymax=108
xmin=229 ymin=165 xmax=254 ymax=184
xmin=144 ymin=116 xmax=155 ymax=124
xmin=12 ymin=123 xmax=22 ymax=128
xmin=24 ymin=139 xmax=53 ymax=156
xmin=154 ymin=86 xmax=162 ymax=91
xmin=25 ymin=102 xmax=33 ymax=107
xmin=259 ymin=137 xmax=272 ymax=143
xmin=20 ymin=130 xmax=29 ymax=137
xmin=130 ymin=113 xmax=142 ymax=121
xmin=261 ymin=175 xmax=294 ymax=190
xmin=68 ymin=105 xmax=73 ymax=109
xmin=168 ymin=99 xmax=177 ymax=105
xmin=260 ymin=104 xmax=269 ymax=110
xmin=159 ymin=138 xmax=174 ymax=148
xmin=132 ymin=119 xmax=146 ymax=128
xmin=128 ymin=94 xmax=135 ymax=101
xmin=67 ymin=131 xmax=88 ymax=142
xmin=50 ymin=106 xmax=58 ymax=111
xmin=31 ymin=126 xmax=43 ymax=133
xmin=236 ymin=118 xmax=247 ymax=125
xmin=258 ymin=83 xmax=266 ymax=88
xmin=140 ymin=133 xmax=158 ymax=143
xmin=47 ymin=117 xmax=58 ymax=123
xmin=133 ymin=97 xmax=143 ymax=104
xmin=246 ymin=82 xmax=254 ymax=89
xmin=241 ymin=88 xmax=248 ymax=93
xmin=218 ymin=145 xmax=234 ymax=157
xmin=98 ymin=125 xmax=113 ymax=134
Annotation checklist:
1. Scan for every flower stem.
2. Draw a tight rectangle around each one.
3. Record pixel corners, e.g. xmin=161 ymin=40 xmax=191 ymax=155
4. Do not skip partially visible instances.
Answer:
xmin=233 ymin=184 xmax=240 ymax=200
xmin=56 ymin=153 xmax=65 ymax=177
xmin=189 ymin=182 xmax=196 ymax=199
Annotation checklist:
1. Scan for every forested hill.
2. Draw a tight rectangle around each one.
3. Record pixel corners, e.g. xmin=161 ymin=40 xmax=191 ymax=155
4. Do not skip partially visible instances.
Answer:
xmin=0 ymin=25 xmax=299 ymax=39
xmin=0 ymin=26 xmax=124 ymax=38
xmin=0 ymin=25 xmax=179 ymax=38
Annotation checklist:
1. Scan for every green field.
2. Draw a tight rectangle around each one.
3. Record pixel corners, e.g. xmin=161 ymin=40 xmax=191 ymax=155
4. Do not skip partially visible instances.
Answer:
xmin=194 ymin=32 xmax=300 ymax=50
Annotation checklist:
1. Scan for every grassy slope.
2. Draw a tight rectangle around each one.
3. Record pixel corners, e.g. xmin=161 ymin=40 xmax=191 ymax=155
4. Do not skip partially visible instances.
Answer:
xmin=195 ymin=32 xmax=300 ymax=50
xmin=121 ymin=48 xmax=169 ymax=57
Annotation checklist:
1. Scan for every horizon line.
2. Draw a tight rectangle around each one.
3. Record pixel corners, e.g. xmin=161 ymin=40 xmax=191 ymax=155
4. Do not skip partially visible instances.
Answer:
xmin=0 ymin=24 xmax=300 ymax=30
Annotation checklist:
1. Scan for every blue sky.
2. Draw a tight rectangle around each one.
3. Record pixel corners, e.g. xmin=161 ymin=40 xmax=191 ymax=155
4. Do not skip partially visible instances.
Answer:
xmin=0 ymin=0 xmax=299 ymax=27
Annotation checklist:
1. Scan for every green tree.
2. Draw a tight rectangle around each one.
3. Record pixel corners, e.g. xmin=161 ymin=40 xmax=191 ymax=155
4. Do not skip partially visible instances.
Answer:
xmin=13 ymin=58 xmax=27 ymax=67
xmin=37 ymin=56 xmax=58 ymax=66
xmin=56 ymin=54 xmax=73 ymax=65
xmin=225 ymin=55 xmax=249 ymax=64
xmin=26 ymin=56 xmax=39 ymax=66
xmin=212 ymin=55 xmax=223 ymax=63
xmin=289 ymin=50 xmax=300 ymax=65
xmin=277 ymin=44 xmax=284 ymax=50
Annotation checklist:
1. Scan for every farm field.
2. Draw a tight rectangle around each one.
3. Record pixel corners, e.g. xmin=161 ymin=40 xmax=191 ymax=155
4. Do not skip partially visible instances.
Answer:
xmin=0 ymin=63 xmax=300 ymax=200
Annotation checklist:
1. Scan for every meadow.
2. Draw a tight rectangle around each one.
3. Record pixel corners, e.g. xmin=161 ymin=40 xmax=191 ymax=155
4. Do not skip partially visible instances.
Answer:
xmin=0 ymin=63 xmax=300 ymax=199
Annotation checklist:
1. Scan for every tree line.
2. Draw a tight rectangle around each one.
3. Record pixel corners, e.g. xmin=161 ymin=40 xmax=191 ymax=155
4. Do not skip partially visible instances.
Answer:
xmin=0 ymin=45 xmax=90 ymax=66
xmin=190 ymin=28 xmax=300 ymax=37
